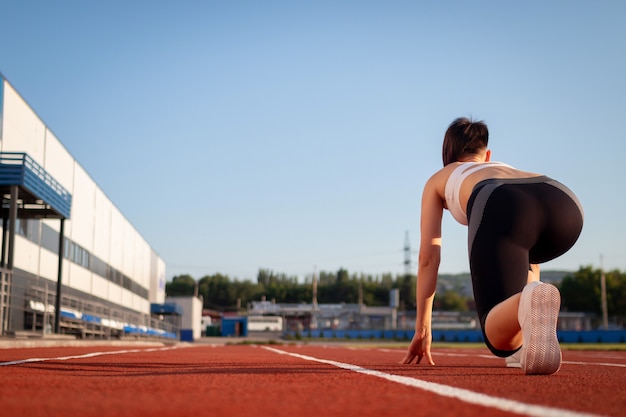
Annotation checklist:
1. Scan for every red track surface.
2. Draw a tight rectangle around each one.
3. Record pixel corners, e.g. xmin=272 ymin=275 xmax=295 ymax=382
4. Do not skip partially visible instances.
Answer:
xmin=1 ymin=343 xmax=625 ymax=417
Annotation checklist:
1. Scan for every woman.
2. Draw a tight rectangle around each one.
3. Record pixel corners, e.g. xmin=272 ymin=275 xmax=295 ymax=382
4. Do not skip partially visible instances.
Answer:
xmin=401 ymin=117 xmax=583 ymax=375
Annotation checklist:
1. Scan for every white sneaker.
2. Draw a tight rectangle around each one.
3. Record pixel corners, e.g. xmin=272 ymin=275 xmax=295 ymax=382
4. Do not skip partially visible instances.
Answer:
xmin=517 ymin=281 xmax=562 ymax=375
xmin=504 ymin=350 xmax=522 ymax=368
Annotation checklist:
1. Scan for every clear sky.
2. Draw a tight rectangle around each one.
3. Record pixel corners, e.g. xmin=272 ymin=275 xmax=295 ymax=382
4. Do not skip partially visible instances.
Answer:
xmin=1 ymin=1 xmax=624 ymax=281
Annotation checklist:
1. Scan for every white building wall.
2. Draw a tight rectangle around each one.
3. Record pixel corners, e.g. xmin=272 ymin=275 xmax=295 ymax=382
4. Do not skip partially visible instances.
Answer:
xmin=68 ymin=263 xmax=91 ymax=294
xmin=109 ymin=207 xmax=125 ymax=274
xmin=42 ymin=129 xmax=75 ymax=194
xmin=150 ymin=254 xmax=166 ymax=304
xmin=42 ymin=218 xmax=60 ymax=234
xmin=165 ymin=296 xmax=202 ymax=341
xmin=13 ymin=236 xmax=40 ymax=273
xmin=0 ymin=75 xmax=166 ymax=318
xmin=157 ymin=258 xmax=166 ymax=303
xmin=121 ymin=288 xmax=133 ymax=310
xmin=92 ymin=188 xmax=112 ymax=261
xmin=122 ymin=225 xmax=136 ymax=280
xmin=109 ymin=283 xmax=122 ymax=305
xmin=39 ymin=219 xmax=71 ymax=285
xmin=135 ymin=240 xmax=148 ymax=290
xmin=92 ymin=275 xmax=109 ymax=300
xmin=0 ymin=83 xmax=45 ymax=161
xmin=69 ymin=163 xmax=96 ymax=252
xmin=38 ymin=247 xmax=58 ymax=281
xmin=133 ymin=294 xmax=146 ymax=312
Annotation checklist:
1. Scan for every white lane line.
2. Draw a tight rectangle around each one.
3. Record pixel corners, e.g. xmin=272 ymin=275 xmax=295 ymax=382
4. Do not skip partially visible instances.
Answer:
xmin=377 ymin=349 xmax=626 ymax=368
xmin=262 ymin=346 xmax=607 ymax=417
xmin=0 ymin=345 xmax=184 ymax=367
xmin=562 ymin=360 xmax=626 ymax=367
xmin=440 ymin=352 xmax=626 ymax=368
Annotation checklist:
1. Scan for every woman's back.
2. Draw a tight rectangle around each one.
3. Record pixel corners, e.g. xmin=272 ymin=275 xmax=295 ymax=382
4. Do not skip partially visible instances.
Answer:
xmin=434 ymin=161 xmax=542 ymax=225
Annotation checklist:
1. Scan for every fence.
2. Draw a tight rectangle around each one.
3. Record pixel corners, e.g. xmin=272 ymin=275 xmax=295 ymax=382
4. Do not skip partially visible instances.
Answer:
xmin=287 ymin=328 xmax=626 ymax=343
xmin=2 ymin=277 xmax=178 ymax=340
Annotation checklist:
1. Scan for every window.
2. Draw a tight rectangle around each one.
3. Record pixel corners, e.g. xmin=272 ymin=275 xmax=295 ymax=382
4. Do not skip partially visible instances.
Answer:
xmin=40 ymin=223 xmax=59 ymax=253
xmin=91 ymin=256 xmax=108 ymax=278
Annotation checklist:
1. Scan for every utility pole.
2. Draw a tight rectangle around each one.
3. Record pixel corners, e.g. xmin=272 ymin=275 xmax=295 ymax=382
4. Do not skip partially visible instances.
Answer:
xmin=358 ymin=279 xmax=363 ymax=306
xmin=600 ymin=255 xmax=609 ymax=329
xmin=404 ymin=230 xmax=411 ymax=277
xmin=391 ymin=231 xmax=412 ymax=330
xmin=312 ymin=265 xmax=318 ymax=311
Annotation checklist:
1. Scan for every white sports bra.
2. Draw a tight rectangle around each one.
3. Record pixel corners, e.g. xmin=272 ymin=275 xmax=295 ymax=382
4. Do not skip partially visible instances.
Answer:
xmin=444 ymin=161 xmax=513 ymax=225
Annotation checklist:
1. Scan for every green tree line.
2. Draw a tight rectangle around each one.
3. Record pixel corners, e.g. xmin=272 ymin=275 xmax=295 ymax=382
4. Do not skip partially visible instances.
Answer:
xmin=166 ymin=265 xmax=626 ymax=323
xmin=559 ymin=266 xmax=626 ymax=320
xmin=166 ymin=268 xmax=416 ymax=311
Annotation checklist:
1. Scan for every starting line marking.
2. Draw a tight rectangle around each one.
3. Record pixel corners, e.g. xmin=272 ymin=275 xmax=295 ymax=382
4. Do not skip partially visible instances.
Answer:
xmin=262 ymin=346 xmax=607 ymax=417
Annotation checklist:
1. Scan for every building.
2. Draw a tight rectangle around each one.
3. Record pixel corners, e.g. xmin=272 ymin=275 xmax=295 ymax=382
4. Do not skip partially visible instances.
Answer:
xmin=0 ymin=73 xmax=175 ymax=340
xmin=248 ymin=300 xmax=398 ymax=332
xmin=162 ymin=296 xmax=202 ymax=341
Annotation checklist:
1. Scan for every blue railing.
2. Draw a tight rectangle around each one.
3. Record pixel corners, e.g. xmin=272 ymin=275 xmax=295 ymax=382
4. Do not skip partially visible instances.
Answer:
xmin=0 ymin=152 xmax=72 ymax=218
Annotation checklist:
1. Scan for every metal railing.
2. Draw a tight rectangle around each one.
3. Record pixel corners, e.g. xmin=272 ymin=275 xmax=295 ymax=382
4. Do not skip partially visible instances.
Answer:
xmin=2 ymin=278 xmax=178 ymax=340
xmin=0 ymin=152 xmax=72 ymax=219
xmin=0 ymin=268 xmax=11 ymax=335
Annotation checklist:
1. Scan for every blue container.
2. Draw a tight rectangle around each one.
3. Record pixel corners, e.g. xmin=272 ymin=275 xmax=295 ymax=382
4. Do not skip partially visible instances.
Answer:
xmin=221 ymin=316 xmax=248 ymax=337
xmin=180 ymin=329 xmax=193 ymax=341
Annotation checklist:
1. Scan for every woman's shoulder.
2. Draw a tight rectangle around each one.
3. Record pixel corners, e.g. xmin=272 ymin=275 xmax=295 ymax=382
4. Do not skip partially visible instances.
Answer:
xmin=428 ymin=162 xmax=466 ymax=181
xmin=425 ymin=164 xmax=458 ymax=192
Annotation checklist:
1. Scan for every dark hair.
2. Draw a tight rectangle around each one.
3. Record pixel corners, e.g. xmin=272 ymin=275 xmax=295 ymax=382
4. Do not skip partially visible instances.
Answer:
xmin=442 ymin=117 xmax=489 ymax=166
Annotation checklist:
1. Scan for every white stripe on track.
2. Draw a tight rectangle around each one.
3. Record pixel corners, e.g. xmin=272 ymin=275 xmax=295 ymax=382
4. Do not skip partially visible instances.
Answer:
xmin=438 ymin=352 xmax=626 ymax=368
xmin=562 ymin=360 xmax=626 ymax=368
xmin=378 ymin=348 xmax=626 ymax=368
xmin=0 ymin=345 xmax=184 ymax=367
xmin=262 ymin=346 xmax=607 ymax=417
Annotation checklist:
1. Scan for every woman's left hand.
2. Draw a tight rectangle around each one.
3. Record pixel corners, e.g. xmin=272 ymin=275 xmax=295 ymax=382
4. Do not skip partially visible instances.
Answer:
xmin=400 ymin=329 xmax=435 ymax=365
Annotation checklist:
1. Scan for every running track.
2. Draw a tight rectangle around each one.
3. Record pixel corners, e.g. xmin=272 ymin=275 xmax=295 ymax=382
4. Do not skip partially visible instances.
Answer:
xmin=1 ymin=342 xmax=624 ymax=417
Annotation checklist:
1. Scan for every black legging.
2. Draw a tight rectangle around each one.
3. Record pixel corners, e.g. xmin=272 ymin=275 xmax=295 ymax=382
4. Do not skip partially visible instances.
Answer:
xmin=466 ymin=176 xmax=584 ymax=356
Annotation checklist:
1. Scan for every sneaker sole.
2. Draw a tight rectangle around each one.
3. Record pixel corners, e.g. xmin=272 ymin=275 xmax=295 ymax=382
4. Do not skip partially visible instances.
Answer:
xmin=522 ymin=283 xmax=562 ymax=375
xmin=505 ymin=354 xmax=522 ymax=368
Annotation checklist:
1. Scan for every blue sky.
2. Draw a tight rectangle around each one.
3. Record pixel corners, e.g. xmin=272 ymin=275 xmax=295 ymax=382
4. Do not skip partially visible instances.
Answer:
xmin=1 ymin=1 xmax=624 ymax=281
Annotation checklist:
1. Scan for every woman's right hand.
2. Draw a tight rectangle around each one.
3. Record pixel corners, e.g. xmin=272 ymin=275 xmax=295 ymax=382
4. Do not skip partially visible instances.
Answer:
xmin=400 ymin=329 xmax=435 ymax=365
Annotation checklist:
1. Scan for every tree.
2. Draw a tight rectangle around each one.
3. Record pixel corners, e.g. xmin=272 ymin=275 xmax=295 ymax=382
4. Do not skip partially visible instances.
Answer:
xmin=559 ymin=266 xmax=602 ymax=313
xmin=435 ymin=290 xmax=469 ymax=311
xmin=166 ymin=274 xmax=196 ymax=296
xmin=199 ymin=273 xmax=236 ymax=310
xmin=559 ymin=265 xmax=626 ymax=320
xmin=398 ymin=273 xmax=416 ymax=310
